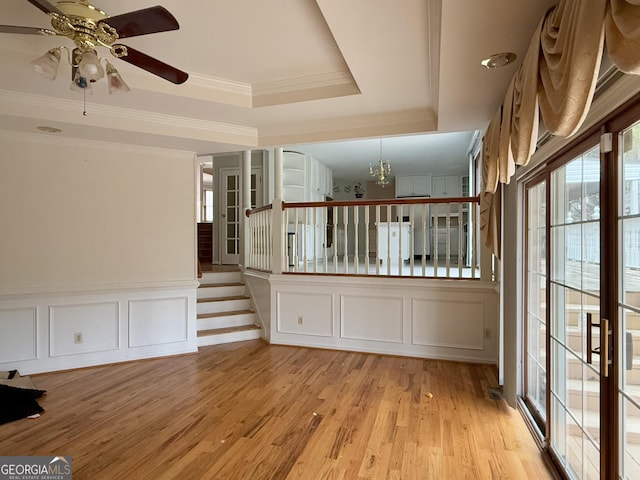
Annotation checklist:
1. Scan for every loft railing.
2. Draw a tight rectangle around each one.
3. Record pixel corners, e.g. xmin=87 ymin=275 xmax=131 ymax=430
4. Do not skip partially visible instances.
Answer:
xmin=245 ymin=204 xmax=273 ymax=272
xmin=246 ymin=197 xmax=481 ymax=279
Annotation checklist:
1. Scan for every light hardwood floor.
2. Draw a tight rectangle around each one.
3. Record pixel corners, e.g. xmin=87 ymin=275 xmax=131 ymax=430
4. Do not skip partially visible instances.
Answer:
xmin=0 ymin=341 xmax=554 ymax=479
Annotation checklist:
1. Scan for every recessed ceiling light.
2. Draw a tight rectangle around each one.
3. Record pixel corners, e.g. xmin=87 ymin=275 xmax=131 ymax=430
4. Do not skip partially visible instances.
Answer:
xmin=36 ymin=126 xmax=62 ymax=133
xmin=481 ymin=52 xmax=517 ymax=69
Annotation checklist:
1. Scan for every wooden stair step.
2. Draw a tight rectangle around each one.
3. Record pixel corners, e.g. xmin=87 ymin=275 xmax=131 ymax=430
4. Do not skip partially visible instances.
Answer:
xmin=197 ymin=309 xmax=254 ymax=319
xmin=197 ymin=295 xmax=249 ymax=304
xmin=198 ymin=282 xmax=244 ymax=288
xmin=197 ymin=324 xmax=261 ymax=337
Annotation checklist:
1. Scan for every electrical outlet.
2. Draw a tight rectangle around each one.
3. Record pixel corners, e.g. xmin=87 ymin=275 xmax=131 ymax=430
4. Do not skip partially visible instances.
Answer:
xmin=484 ymin=328 xmax=492 ymax=340
xmin=74 ymin=332 xmax=83 ymax=344
xmin=297 ymin=316 xmax=304 ymax=325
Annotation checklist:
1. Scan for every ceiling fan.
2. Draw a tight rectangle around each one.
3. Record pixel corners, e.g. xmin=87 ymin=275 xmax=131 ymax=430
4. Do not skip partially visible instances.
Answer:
xmin=0 ymin=0 xmax=189 ymax=94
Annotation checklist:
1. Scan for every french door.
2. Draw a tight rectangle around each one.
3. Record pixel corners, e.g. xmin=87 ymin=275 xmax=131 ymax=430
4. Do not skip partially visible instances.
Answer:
xmin=220 ymin=167 xmax=262 ymax=265
xmin=523 ymin=106 xmax=640 ymax=479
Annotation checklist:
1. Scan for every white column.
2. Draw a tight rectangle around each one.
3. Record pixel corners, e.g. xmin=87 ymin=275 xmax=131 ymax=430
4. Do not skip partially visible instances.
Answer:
xmin=272 ymin=147 xmax=284 ymax=274
xmin=274 ymin=147 xmax=283 ymax=200
xmin=240 ymin=150 xmax=251 ymax=270
xmin=243 ymin=150 xmax=252 ymax=211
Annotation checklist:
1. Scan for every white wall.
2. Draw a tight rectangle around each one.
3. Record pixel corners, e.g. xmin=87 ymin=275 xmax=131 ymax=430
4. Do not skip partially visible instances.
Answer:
xmin=0 ymin=132 xmax=198 ymax=373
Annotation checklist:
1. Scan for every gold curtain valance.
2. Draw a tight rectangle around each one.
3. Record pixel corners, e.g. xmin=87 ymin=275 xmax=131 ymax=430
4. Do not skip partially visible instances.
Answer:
xmin=479 ymin=0 xmax=640 ymax=257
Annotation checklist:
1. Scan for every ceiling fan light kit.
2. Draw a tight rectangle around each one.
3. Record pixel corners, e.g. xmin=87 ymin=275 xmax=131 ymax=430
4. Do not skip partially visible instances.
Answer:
xmin=31 ymin=47 xmax=61 ymax=80
xmin=2 ymin=0 xmax=188 ymax=97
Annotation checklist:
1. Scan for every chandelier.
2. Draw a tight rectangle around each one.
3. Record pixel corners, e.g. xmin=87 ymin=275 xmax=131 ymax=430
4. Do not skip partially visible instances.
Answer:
xmin=369 ymin=139 xmax=391 ymax=187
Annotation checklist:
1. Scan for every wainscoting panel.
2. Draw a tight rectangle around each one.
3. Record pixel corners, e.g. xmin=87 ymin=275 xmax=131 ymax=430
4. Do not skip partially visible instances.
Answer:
xmin=128 ymin=297 xmax=189 ymax=347
xmin=0 ymin=283 xmax=197 ymax=374
xmin=0 ymin=307 xmax=37 ymax=363
xmin=50 ymin=302 xmax=119 ymax=357
xmin=412 ymin=299 xmax=484 ymax=350
xmin=267 ymin=275 xmax=499 ymax=364
xmin=341 ymin=294 xmax=403 ymax=343
xmin=276 ymin=291 xmax=333 ymax=337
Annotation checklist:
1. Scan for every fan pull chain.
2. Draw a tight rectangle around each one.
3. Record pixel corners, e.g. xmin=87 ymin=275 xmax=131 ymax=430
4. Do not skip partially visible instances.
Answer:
xmin=82 ymin=88 xmax=87 ymax=116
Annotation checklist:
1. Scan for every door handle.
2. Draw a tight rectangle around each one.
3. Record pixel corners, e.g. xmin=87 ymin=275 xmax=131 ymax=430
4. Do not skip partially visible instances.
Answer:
xmin=587 ymin=313 xmax=611 ymax=378
xmin=601 ymin=318 xmax=610 ymax=378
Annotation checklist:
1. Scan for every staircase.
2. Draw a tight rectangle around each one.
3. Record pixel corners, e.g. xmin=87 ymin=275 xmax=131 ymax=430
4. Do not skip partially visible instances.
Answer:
xmin=197 ymin=269 xmax=261 ymax=347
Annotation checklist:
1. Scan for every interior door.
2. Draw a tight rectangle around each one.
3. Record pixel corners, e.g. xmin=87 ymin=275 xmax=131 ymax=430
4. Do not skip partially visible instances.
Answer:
xmin=220 ymin=167 xmax=262 ymax=265
xmin=221 ymin=169 xmax=240 ymax=265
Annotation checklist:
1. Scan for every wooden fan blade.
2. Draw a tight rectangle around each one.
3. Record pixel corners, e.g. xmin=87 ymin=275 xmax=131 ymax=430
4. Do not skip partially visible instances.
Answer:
xmin=26 ymin=0 xmax=63 ymax=15
xmin=114 ymin=45 xmax=188 ymax=84
xmin=101 ymin=6 xmax=179 ymax=39
xmin=0 ymin=24 xmax=56 ymax=35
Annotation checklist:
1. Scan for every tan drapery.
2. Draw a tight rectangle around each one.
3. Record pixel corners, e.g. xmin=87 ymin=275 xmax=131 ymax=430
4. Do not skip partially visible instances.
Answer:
xmin=482 ymin=108 xmax=501 ymax=194
xmin=538 ymin=0 xmax=606 ymax=138
xmin=481 ymin=0 xmax=640 ymax=194
xmin=479 ymin=0 xmax=640 ymax=259
xmin=606 ymin=0 xmax=640 ymax=74
xmin=498 ymin=80 xmax=516 ymax=185
xmin=480 ymin=189 xmax=501 ymax=260
xmin=509 ymin=15 xmax=544 ymax=168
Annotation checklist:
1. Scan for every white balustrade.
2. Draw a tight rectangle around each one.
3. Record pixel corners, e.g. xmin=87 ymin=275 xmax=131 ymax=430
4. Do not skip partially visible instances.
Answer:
xmin=246 ymin=197 xmax=480 ymax=278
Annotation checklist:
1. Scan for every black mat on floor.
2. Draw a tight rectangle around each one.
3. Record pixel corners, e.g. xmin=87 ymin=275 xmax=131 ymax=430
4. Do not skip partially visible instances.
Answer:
xmin=0 ymin=371 xmax=46 ymax=425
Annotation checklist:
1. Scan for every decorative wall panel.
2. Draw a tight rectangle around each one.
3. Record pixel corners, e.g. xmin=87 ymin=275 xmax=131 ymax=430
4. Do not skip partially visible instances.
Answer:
xmin=412 ymin=299 xmax=484 ymax=350
xmin=341 ymin=294 xmax=403 ymax=343
xmin=0 ymin=307 xmax=37 ymax=362
xmin=49 ymin=302 xmax=119 ymax=357
xmin=276 ymin=291 xmax=333 ymax=336
xmin=129 ymin=297 xmax=188 ymax=347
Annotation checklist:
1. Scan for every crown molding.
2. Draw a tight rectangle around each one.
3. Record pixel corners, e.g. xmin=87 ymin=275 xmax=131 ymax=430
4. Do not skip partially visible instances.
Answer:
xmin=188 ymin=73 xmax=252 ymax=97
xmin=253 ymin=71 xmax=355 ymax=97
xmin=0 ymin=89 xmax=259 ymax=146
xmin=259 ymin=108 xmax=437 ymax=146
xmin=252 ymin=70 xmax=359 ymax=107
xmin=0 ymin=129 xmax=197 ymax=159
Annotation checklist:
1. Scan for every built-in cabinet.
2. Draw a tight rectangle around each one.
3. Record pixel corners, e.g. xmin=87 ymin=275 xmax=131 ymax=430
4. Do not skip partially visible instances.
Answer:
xmin=283 ymin=151 xmax=332 ymax=202
xmin=395 ymin=175 xmax=432 ymax=197
xmin=394 ymin=174 xmax=470 ymax=260
xmin=431 ymin=175 xmax=461 ymax=197
xmin=283 ymin=151 xmax=333 ymax=263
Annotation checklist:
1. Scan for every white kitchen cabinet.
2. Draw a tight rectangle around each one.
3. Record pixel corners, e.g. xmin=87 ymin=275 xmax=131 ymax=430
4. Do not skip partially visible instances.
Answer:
xmin=395 ymin=175 xmax=432 ymax=198
xmin=432 ymin=175 xmax=461 ymax=198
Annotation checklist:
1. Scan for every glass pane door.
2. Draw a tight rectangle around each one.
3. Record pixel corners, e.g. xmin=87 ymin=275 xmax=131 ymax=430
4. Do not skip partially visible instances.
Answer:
xmin=221 ymin=170 xmax=240 ymax=264
xmin=526 ymin=180 xmax=548 ymax=429
xmin=549 ymin=145 xmax=602 ymax=479
xmin=619 ymin=119 xmax=640 ymax=479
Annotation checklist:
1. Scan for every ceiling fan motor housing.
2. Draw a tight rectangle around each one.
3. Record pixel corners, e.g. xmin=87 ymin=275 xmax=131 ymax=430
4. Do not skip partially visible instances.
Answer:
xmin=50 ymin=1 xmax=117 ymax=52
